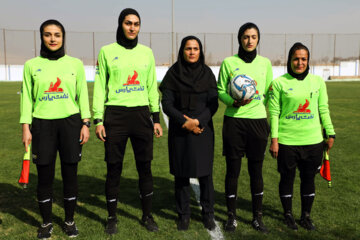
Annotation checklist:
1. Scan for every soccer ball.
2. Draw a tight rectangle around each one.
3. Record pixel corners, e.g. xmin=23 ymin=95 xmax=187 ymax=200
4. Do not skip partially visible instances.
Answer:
xmin=228 ymin=74 xmax=256 ymax=101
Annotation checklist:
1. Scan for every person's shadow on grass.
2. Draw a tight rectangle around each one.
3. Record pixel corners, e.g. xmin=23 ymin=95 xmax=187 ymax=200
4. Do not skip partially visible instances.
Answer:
xmin=76 ymin=174 xmax=178 ymax=225
xmin=0 ymin=172 xmax=285 ymax=232
xmin=0 ymin=172 xmax=110 ymax=228
xmin=0 ymin=179 xmax=40 ymax=227
xmin=79 ymin=175 xmax=179 ymax=224
xmin=0 ymin=173 xmax=181 ymax=228
xmin=0 ymin=173 xmax=63 ymax=228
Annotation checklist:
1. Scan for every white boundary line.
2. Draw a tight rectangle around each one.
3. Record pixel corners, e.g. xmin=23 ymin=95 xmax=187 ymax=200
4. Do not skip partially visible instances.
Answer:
xmin=189 ymin=178 xmax=225 ymax=240
xmin=160 ymin=103 xmax=225 ymax=240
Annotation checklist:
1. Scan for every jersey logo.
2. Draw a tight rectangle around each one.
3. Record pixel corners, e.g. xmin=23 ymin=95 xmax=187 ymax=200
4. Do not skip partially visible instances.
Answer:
xmin=294 ymin=99 xmax=311 ymax=113
xmin=39 ymin=77 xmax=69 ymax=101
xmin=123 ymin=71 xmax=140 ymax=86
xmin=45 ymin=77 xmax=64 ymax=93
xmin=95 ymin=60 xmax=99 ymax=75
xmin=254 ymin=79 xmax=259 ymax=94
xmin=34 ymin=68 xmax=42 ymax=77
xmin=116 ymin=70 xmax=144 ymax=94
xmin=285 ymin=99 xmax=314 ymax=120
xmin=268 ymin=84 xmax=274 ymax=99
xmin=229 ymin=68 xmax=240 ymax=78
xmin=252 ymin=79 xmax=261 ymax=100
xmin=112 ymin=56 xmax=118 ymax=62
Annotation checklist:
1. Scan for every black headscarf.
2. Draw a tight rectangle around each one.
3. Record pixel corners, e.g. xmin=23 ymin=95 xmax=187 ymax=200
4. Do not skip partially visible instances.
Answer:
xmin=40 ymin=19 xmax=65 ymax=60
xmin=160 ymin=36 xmax=217 ymax=109
xmin=287 ymin=42 xmax=310 ymax=80
xmin=237 ymin=22 xmax=260 ymax=63
xmin=116 ymin=8 xmax=141 ymax=49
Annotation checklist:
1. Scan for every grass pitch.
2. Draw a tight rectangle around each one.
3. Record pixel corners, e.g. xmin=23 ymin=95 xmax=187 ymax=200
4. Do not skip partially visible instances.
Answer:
xmin=0 ymin=82 xmax=359 ymax=240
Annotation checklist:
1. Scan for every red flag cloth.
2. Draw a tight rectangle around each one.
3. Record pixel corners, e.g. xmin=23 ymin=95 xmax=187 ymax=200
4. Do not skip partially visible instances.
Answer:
xmin=18 ymin=145 xmax=31 ymax=188
xmin=320 ymin=151 xmax=332 ymax=187
xmin=18 ymin=160 xmax=30 ymax=185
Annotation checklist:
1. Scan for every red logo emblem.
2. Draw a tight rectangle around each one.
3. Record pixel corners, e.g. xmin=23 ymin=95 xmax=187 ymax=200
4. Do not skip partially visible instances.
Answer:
xmin=45 ymin=77 xmax=63 ymax=93
xmin=254 ymin=79 xmax=259 ymax=94
xmin=123 ymin=71 xmax=140 ymax=86
xmin=294 ymin=99 xmax=311 ymax=113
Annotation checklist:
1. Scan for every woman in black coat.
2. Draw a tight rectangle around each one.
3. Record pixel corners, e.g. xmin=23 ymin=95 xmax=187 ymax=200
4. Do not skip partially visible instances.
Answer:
xmin=160 ymin=36 xmax=218 ymax=231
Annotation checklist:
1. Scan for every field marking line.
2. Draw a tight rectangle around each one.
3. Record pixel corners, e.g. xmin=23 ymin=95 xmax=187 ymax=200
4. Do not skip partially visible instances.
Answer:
xmin=160 ymin=103 xmax=225 ymax=240
xmin=189 ymin=178 xmax=225 ymax=240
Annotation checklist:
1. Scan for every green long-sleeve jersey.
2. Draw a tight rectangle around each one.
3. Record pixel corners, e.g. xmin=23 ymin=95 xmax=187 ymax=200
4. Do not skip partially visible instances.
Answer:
xmin=93 ymin=43 xmax=160 ymax=120
xmin=217 ymin=54 xmax=273 ymax=118
xmin=269 ymin=73 xmax=335 ymax=145
xmin=20 ymin=55 xmax=91 ymax=124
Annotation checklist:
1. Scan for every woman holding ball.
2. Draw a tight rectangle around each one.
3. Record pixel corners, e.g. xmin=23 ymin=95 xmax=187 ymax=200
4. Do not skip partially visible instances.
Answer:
xmin=217 ymin=22 xmax=273 ymax=233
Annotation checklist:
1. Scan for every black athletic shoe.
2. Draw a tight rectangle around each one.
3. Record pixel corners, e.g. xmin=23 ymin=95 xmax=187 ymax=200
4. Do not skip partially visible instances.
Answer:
xmin=224 ymin=212 xmax=237 ymax=232
xmin=284 ymin=212 xmax=298 ymax=230
xmin=142 ymin=215 xmax=159 ymax=232
xmin=202 ymin=214 xmax=216 ymax=231
xmin=251 ymin=212 xmax=269 ymax=234
xmin=63 ymin=221 xmax=79 ymax=238
xmin=37 ymin=223 xmax=53 ymax=239
xmin=177 ymin=216 xmax=190 ymax=231
xmin=300 ymin=213 xmax=315 ymax=231
xmin=105 ymin=217 xmax=118 ymax=235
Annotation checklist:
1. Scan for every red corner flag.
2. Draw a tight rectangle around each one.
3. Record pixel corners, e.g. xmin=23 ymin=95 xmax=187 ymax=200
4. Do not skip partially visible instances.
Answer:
xmin=18 ymin=144 xmax=31 ymax=188
xmin=320 ymin=151 xmax=332 ymax=188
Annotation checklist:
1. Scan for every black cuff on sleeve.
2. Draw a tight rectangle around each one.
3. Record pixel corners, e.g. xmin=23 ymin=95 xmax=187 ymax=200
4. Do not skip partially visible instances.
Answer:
xmin=93 ymin=118 xmax=103 ymax=125
xmin=152 ymin=112 xmax=160 ymax=123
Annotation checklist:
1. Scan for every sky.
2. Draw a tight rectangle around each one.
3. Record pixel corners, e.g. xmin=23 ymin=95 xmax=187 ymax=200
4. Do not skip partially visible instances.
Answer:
xmin=0 ymin=0 xmax=359 ymax=34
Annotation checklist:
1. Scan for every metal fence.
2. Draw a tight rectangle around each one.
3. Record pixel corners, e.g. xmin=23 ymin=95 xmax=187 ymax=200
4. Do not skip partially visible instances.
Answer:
xmin=1 ymin=29 xmax=359 ymax=67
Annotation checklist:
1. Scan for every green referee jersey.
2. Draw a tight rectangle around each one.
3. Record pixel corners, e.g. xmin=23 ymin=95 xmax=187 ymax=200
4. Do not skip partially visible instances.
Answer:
xmin=93 ymin=43 xmax=160 ymax=120
xmin=269 ymin=73 xmax=335 ymax=145
xmin=217 ymin=54 xmax=273 ymax=119
xmin=20 ymin=55 xmax=91 ymax=124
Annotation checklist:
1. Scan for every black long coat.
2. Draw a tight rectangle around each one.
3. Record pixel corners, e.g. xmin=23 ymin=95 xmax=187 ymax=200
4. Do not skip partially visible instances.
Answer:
xmin=161 ymin=88 xmax=218 ymax=178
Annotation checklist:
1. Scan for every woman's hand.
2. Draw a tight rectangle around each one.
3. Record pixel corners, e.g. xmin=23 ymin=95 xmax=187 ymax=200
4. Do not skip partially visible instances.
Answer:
xmin=22 ymin=124 xmax=32 ymax=152
xmin=79 ymin=125 xmax=90 ymax=145
xmin=193 ymin=127 xmax=204 ymax=135
xmin=269 ymin=138 xmax=279 ymax=159
xmin=95 ymin=125 xmax=106 ymax=142
xmin=326 ymin=137 xmax=335 ymax=154
xmin=182 ymin=115 xmax=199 ymax=132
xmin=154 ymin=123 xmax=163 ymax=138
xmin=233 ymin=99 xmax=253 ymax=108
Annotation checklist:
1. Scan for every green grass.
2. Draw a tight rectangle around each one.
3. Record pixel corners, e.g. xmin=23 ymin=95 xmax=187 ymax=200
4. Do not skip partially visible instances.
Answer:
xmin=0 ymin=82 xmax=359 ymax=240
